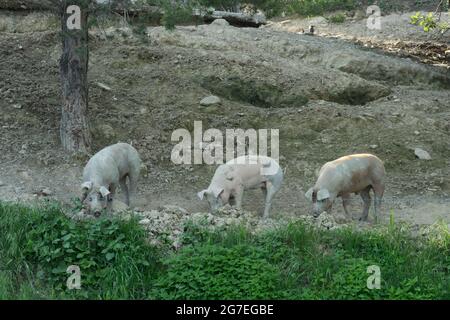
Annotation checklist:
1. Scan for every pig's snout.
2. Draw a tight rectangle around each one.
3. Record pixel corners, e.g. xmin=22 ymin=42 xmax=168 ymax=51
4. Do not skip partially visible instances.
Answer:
xmin=312 ymin=203 xmax=322 ymax=217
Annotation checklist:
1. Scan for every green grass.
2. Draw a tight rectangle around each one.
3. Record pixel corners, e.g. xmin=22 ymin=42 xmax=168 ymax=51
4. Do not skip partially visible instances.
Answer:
xmin=0 ymin=201 xmax=448 ymax=299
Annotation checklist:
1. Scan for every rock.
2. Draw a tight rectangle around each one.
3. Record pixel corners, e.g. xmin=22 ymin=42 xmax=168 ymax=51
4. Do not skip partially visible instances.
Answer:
xmin=41 ymin=188 xmax=52 ymax=196
xmin=369 ymin=144 xmax=378 ymax=149
xmin=96 ymin=82 xmax=112 ymax=91
xmin=211 ymin=18 xmax=229 ymax=27
xmin=308 ymin=16 xmax=328 ymax=27
xmin=12 ymin=104 xmax=22 ymax=109
xmin=160 ymin=205 xmax=188 ymax=216
xmin=200 ymin=95 xmax=221 ymax=106
xmin=0 ymin=181 xmax=4 ymax=187
xmin=95 ymin=124 xmax=116 ymax=141
xmin=139 ymin=218 xmax=151 ymax=225
xmin=316 ymin=211 xmax=336 ymax=230
xmin=414 ymin=148 xmax=431 ymax=160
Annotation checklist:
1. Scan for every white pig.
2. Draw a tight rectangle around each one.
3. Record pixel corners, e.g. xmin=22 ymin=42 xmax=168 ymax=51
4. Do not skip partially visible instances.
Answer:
xmin=81 ymin=143 xmax=142 ymax=217
xmin=305 ymin=154 xmax=385 ymax=222
xmin=198 ymin=155 xmax=283 ymax=218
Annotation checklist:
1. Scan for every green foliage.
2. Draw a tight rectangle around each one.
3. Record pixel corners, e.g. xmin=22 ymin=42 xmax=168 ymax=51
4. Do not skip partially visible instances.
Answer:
xmin=328 ymin=12 xmax=346 ymax=23
xmin=411 ymin=11 xmax=449 ymax=33
xmin=1 ymin=202 xmax=449 ymax=299
xmin=0 ymin=202 xmax=161 ymax=299
xmin=159 ymin=0 xmax=194 ymax=30
xmin=289 ymin=0 xmax=356 ymax=17
xmin=151 ymin=244 xmax=281 ymax=299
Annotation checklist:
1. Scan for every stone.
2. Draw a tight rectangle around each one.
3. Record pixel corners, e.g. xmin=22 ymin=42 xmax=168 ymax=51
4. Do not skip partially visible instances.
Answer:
xmin=41 ymin=188 xmax=52 ymax=196
xmin=211 ymin=19 xmax=229 ymax=27
xmin=200 ymin=95 xmax=221 ymax=106
xmin=414 ymin=148 xmax=431 ymax=160
xmin=96 ymin=82 xmax=112 ymax=91
xmin=139 ymin=218 xmax=151 ymax=225
xmin=96 ymin=124 xmax=116 ymax=140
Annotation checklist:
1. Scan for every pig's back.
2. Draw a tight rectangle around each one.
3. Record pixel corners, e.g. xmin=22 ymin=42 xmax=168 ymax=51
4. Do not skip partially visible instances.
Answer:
xmin=84 ymin=143 xmax=139 ymax=181
xmin=320 ymin=154 xmax=384 ymax=193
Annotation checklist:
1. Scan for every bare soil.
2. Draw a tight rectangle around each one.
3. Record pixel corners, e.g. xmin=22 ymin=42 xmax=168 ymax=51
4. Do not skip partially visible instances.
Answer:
xmin=0 ymin=11 xmax=449 ymax=228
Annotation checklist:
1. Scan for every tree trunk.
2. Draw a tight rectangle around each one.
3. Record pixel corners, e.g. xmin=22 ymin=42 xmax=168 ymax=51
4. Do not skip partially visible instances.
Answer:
xmin=59 ymin=0 xmax=92 ymax=153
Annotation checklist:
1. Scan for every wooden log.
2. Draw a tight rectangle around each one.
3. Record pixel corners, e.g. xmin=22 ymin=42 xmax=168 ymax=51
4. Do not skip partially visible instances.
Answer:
xmin=203 ymin=10 xmax=266 ymax=28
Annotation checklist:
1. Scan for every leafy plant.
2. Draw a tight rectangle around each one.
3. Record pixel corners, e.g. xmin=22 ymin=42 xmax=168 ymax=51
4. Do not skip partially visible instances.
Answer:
xmin=411 ymin=11 xmax=449 ymax=33
xmin=151 ymin=244 xmax=281 ymax=299
xmin=0 ymin=202 xmax=161 ymax=299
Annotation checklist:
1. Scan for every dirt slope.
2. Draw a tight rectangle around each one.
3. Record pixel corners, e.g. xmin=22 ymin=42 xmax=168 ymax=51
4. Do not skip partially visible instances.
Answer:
xmin=0 ymin=11 xmax=449 ymax=227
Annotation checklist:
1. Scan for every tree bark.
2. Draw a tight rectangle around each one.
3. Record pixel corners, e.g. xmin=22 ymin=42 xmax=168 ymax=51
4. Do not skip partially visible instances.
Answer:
xmin=59 ymin=0 xmax=92 ymax=153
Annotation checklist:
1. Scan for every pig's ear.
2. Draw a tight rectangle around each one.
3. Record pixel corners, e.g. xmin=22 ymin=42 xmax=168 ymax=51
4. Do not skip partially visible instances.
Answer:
xmin=81 ymin=181 xmax=93 ymax=201
xmin=197 ymin=190 xmax=208 ymax=200
xmin=305 ymin=188 xmax=314 ymax=201
xmin=99 ymin=186 xmax=111 ymax=198
xmin=81 ymin=181 xmax=93 ymax=191
xmin=317 ymin=189 xmax=330 ymax=201
xmin=211 ymin=186 xmax=224 ymax=198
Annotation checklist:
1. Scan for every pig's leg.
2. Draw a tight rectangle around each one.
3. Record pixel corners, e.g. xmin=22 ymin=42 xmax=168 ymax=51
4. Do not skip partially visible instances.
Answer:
xmin=372 ymin=182 xmax=385 ymax=223
xmin=341 ymin=193 xmax=351 ymax=219
xmin=128 ymin=168 xmax=140 ymax=207
xmin=261 ymin=184 xmax=267 ymax=203
xmin=234 ymin=187 xmax=244 ymax=210
xmin=107 ymin=184 xmax=116 ymax=211
xmin=359 ymin=186 xmax=372 ymax=221
xmin=263 ymin=181 xmax=277 ymax=219
xmin=119 ymin=176 xmax=130 ymax=206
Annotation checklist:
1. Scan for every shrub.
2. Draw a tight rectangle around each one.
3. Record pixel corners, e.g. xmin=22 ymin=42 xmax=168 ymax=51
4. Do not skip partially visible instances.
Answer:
xmin=1 ymin=201 xmax=448 ymax=300
xmin=151 ymin=244 xmax=281 ymax=299
xmin=328 ymin=12 xmax=346 ymax=23
xmin=0 ymin=202 xmax=161 ymax=299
